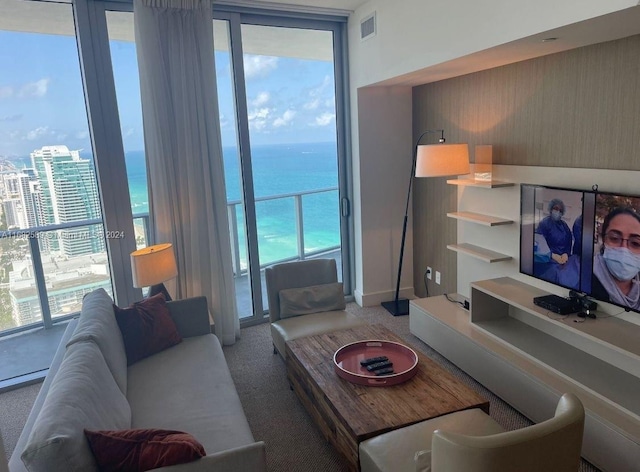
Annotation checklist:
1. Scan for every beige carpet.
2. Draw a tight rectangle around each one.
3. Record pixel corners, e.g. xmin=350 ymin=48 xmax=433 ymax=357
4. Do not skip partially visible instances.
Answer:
xmin=222 ymin=302 xmax=600 ymax=472
xmin=1 ymin=302 xmax=600 ymax=471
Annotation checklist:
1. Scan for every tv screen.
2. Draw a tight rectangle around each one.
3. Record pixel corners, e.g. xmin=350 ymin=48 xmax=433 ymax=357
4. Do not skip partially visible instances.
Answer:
xmin=591 ymin=192 xmax=640 ymax=313
xmin=520 ymin=185 xmax=590 ymax=292
xmin=521 ymin=184 xmax=640 ymax=314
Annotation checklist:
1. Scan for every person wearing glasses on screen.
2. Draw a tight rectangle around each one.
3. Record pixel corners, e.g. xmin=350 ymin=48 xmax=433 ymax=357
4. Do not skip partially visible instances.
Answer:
xmin=592 ymin=207 xmax=640 ymax=310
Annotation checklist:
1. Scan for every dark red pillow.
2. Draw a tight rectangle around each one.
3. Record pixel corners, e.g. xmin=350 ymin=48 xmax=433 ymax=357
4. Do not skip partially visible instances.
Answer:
xmin=85 ymin=428 xmax=205 ymax=472
xmin=113 ymin=293 xmax=182 ymax=365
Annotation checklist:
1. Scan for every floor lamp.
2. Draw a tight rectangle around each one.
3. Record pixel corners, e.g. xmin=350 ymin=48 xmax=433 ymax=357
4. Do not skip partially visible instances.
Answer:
xmin=381 ymin=129 xmax=470 ymax=316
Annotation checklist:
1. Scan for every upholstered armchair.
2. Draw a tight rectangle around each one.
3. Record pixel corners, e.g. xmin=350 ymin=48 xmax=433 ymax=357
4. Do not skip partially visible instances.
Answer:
xmin=360 ymin=392 xmax=585 ymax=472
xmin=265 ymin=258 xmax=366 ymax=358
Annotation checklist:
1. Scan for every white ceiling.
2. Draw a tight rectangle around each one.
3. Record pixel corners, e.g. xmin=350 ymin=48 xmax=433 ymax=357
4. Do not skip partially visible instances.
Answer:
xmin=213 ymin=0 xmax=369 ymax=15
xmin=2 ymin=0 xmax=640 ymax=88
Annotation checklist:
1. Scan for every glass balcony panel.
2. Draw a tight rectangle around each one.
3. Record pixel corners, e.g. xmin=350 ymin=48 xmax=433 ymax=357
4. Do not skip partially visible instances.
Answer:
xmin=302 ymin=189 xmax=341 ymax=258
xmin=37 ymin=225 xmax=113 ymax=321
xmin=255 ymin=197 xmax=297 ymax=266
xmin=0 ymin=235 xmax=41 ymax=331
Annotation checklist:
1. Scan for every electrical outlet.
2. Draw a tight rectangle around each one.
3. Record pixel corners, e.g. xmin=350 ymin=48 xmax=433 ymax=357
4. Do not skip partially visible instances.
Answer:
xmin=435 ymin=271 xmax=441 ymax=285
xmin=426 ymin=266 xmax=432 ymax=280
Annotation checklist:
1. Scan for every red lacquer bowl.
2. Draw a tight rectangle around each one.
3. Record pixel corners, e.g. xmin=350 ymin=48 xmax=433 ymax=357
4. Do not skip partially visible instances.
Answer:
xmin=333 ymin=339 xmax=419 ymax=387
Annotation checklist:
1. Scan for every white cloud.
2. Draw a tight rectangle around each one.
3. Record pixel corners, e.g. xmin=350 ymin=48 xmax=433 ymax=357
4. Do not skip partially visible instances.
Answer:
xmin=314 ymin=112 xmax=335 ymax=127
xmin=0 ymin=86 xmax=13 ymax=99
xmin=303 ymin=99 xmax=320 ymax=110
xmin=25 ymin=126 xmax=51 ymax=140
xmin=248 ymin=108 xmax=270 ymax=121
xmin=56 ymin=133 xmax=68 ymax=141
xmin=251 ymin=92 xmax=270 ymax=107
xmin=248 ymin=107 xmax=270 ymax=132
xmin=122 ymin=127 xmax=135 ymax=138
xmin=273 ymin=109 xmax=296 ymax=128
xmin=243 ymin=56 xmax=278 ymax=79
xmin=18 ymin=78 xmax=50 ymax=98
xmin=75 ymin=130 xmax=89 ymax=140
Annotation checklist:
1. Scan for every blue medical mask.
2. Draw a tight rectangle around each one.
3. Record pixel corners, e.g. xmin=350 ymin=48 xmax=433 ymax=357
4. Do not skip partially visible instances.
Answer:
xmin=603 ymin=246 xmax=640 ymax=281
xmin=551 ymin=210 xmax=562 ymax=221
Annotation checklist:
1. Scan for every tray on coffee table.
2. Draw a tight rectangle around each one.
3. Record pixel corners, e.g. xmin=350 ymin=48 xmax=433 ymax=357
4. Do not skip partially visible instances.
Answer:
xmin=333 ymin=339 xmax=418 ymax=386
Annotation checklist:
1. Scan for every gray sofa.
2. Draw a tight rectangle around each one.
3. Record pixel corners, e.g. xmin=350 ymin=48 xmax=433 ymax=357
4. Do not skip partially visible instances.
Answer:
xmin=9 ymin=288 xmax=266 ymax=472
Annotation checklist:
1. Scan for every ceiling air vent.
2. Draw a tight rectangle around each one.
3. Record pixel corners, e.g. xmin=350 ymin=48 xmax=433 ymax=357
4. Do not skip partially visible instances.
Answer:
xmin=360 ymin=12 xmax=376 ymax=41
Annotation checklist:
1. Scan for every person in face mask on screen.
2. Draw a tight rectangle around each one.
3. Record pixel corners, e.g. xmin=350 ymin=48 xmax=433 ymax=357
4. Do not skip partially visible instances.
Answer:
xmin=592 ymin=207 xmax=640 ymax=310
xmin=537 ymin=198 xmax=573 ymax=265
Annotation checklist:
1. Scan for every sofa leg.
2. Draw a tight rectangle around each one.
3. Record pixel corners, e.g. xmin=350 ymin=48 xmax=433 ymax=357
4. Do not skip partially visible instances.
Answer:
xmin=273 ymin=345 xmax=278 ymax=355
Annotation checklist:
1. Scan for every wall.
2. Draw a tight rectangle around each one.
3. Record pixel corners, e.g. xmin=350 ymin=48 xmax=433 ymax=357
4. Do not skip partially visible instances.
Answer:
xmin=412 ymin=34 xmax=640 ymax=298
xmin=347 ymin=0 xmax=638 ymax=306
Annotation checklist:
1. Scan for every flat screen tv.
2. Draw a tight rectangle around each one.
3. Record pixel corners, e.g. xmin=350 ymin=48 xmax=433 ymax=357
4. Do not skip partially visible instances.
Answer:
xmin=521 ymin=184 xmax=640 ymax=314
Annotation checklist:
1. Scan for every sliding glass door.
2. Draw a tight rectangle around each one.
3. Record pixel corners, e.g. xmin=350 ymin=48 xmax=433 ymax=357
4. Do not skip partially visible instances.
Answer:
xmin=215 ymin=13 xmax=350 ymax=324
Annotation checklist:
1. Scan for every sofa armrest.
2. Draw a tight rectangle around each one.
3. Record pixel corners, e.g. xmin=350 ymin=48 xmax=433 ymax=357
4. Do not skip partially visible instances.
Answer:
xmin=166 ymin=296 xmax=211 ymax=338
xmin=150 ymin=442 xmax=267 ymax=472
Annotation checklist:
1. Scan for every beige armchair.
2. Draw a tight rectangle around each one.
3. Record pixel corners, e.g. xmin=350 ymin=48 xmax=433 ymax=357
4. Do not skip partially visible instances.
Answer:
xmin=265 ymin=258 xmax=366 ymax=358
xmin=360 ymin=392 xmax=585 ymax=472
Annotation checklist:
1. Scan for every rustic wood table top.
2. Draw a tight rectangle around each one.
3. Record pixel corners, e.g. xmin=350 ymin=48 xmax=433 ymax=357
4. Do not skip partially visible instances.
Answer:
xmin=286 ymin=323 xmax=490 ymax=441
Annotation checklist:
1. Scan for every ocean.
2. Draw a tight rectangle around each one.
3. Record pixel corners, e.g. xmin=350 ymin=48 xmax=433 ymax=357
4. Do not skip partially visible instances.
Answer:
xmin=12 ymin=142 xmax=341 ymax=266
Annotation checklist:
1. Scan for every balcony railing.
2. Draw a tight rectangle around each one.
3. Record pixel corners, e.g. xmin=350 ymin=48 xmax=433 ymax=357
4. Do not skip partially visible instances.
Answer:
xmin=0 ymin=188 xmax=339 ymax=337
xmin=226 ymin=186 xmax=340 ymax=276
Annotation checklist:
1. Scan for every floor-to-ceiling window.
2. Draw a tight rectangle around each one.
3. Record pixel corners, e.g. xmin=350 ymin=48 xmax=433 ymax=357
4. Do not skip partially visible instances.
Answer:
xmin=103 ymin=6 xmax=351 ymax=325
xmin=0 ymin=0 xmax=350 ymax=386
xmin=215 ymin=11 xmax=351 ymax=324
xmin=0 ymin=0 xmax=123 ymax=383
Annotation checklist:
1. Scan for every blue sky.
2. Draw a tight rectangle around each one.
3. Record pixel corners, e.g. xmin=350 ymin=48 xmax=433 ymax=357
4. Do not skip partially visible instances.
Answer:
xmin=0 ymin=29 xmax=337 ymax=159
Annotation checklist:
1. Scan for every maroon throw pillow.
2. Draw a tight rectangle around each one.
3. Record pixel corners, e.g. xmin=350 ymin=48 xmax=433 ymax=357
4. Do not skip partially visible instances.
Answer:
xmin=113 ymin=293 xmax=182 ymax=365
xmin=85 ymin=428 xmax=206 ymax=472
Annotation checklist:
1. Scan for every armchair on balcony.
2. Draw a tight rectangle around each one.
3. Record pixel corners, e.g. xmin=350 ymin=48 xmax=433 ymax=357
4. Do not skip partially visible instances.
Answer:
xmin=265 ymin=258 xmax=366 ymax=358
xmin=359 ymin=392 xmax=585 ymax=472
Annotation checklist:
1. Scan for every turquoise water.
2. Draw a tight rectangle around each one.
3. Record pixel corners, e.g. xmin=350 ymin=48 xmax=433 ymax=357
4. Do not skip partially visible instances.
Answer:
xmin=11 ymin=142 xmax=341 ymax=266
xmin=127 ymin=141 xmax=341 ymax=266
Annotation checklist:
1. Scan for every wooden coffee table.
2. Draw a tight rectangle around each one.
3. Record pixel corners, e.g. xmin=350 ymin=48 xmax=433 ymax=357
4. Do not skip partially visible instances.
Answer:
xmin=285 ymin=323 xmax=489 ymax=471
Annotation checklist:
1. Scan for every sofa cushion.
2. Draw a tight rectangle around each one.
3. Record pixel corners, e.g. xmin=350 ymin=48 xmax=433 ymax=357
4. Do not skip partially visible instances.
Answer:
xmin=66 ymin=288 xmax=128 ymax=394
xmin=114 ymin=293 xmax=182 ymax=365
xmin=84 ymin=428 xmax=205 ymax=472
xmin=127 ymin=335 xmax=255 ymax=455
xmin=279 ymin=282 xmax=345 ymax=318
xmin=20 ymin=341 xmax=131 ymax=472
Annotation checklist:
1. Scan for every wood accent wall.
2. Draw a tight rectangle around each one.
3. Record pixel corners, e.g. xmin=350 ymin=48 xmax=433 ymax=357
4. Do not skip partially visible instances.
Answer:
xmin=412 ymin=34 xmax=640 ymax=297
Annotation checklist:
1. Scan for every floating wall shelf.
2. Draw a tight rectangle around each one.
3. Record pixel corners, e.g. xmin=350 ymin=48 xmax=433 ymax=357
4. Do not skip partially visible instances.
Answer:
xmin=447 ymin=243 xmax=512 ymax=263
xmin=447 ymin=211 xmax=513 ymax=226
xmin=446 ymin=179 xmax=514 ymax=188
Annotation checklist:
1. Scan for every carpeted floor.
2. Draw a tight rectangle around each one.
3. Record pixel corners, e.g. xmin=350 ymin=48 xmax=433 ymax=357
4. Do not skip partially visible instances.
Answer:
xmin=1 ymin=302 xmax=600 ymax=471
xmin=222 ymin=302 xmax=600 ymax=472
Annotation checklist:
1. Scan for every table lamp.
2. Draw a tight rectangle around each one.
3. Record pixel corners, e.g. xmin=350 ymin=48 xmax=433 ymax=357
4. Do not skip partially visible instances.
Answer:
xmin=381 ymin=129 xmax=469 ymax=316
xmin=130 ymin=243 xmax=178 ymax=301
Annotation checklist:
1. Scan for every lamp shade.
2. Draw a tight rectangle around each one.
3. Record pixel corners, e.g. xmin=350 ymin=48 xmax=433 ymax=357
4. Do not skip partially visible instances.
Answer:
xmin=415 ymin=143 xmax=470 ymax=177
xmin=130 ymin=243 xmax=178 ymax=288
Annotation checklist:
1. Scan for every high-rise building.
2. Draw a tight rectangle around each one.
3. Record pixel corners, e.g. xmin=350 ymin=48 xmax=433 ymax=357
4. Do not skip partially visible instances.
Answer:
xmin=0 ymin=170 xmax=39 ymax=229
xmin=30 ymin=145 xmax=103 ymax=256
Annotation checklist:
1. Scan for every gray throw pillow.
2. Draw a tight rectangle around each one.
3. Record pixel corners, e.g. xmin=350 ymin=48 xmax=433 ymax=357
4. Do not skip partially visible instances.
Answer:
xmin=279 ymin=282 xmax=345 ymax=318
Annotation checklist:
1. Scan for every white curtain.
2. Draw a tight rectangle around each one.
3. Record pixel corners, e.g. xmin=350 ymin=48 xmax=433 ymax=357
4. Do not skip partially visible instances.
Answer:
xmin=134 ymin=0 xmax=240 ymax=345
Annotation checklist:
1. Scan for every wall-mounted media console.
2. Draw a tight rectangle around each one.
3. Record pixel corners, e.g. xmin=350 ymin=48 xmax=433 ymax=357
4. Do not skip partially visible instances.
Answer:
xmin=410 ymin=276 xmax=640 ymax=472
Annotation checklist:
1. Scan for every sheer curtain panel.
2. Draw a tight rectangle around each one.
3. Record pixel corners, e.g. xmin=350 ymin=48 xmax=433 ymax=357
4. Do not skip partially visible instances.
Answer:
xmin=134 ymin=0 xmax=240 ymax=345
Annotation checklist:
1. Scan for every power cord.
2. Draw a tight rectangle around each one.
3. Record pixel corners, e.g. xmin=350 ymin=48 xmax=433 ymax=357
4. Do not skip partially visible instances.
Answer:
xmin=444 ymin=293 xmax=469 ymax=310
xmin=594 ymin=308 xmax=628 ymax=319
xmin=423 ymin=268 xmax=430 ymax=298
